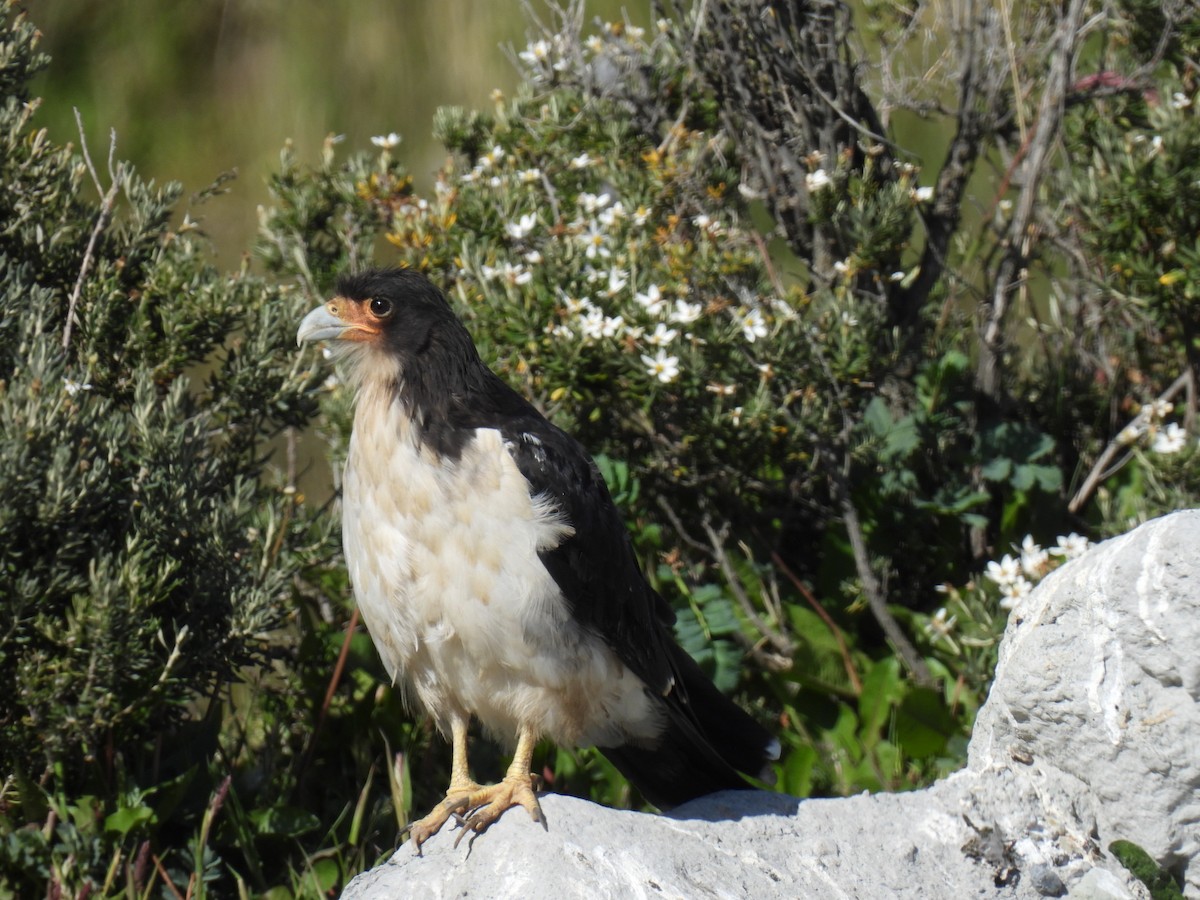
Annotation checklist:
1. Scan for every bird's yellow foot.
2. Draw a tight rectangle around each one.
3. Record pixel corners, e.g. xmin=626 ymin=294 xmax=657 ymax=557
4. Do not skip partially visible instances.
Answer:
xmin=452 ymin=772 xmax=545 ymax=848
xmin=407 ymin=783 xmax=481 ymax=854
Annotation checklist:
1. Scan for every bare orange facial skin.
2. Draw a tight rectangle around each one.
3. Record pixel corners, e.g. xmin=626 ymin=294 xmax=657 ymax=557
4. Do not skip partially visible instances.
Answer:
xmin=325 ymin=297 xmax=385 ymax=342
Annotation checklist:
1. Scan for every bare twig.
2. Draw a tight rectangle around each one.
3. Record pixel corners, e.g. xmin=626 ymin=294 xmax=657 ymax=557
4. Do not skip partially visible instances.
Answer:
xmin=64 ymin=110 xmax=124 ymax=351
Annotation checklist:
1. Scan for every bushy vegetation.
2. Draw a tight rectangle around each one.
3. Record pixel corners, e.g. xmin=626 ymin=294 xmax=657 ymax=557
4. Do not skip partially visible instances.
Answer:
xmin=2 ymin=0 xmax=1197 ymax=895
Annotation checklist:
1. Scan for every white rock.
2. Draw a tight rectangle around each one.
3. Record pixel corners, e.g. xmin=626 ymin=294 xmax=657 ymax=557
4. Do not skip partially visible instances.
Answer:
xmin=346 ymin=510 xmax=1200 ymax=899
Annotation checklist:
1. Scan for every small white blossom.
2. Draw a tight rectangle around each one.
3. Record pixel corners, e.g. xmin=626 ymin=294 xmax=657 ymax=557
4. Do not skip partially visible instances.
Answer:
xmin=604 ymin=268 xmax=628 ymax=296
xmin=370 ymin=132 xmax=402 ymax=149
xmin=646 ymin=322 xmax=678 ymax=347
xmin=578 ymin=191 xmax=611 ymax=213
xmin=1145 ymin=398 xmax=1174 ymax=421
xmin=505 ymin=212 xmax=537 ymax=240
xmin=578 ymin=222 xmax=611 ymax=260
xmin=833 ymin=259 xmax=850 ymax=276
xmin=569 ymin=152 xmax=594 ymax=170
xmin=632 ymin=205 xmax=652 ymax=226
xmin=560 ymin=293 xmax=594 ymax=316
xmin=601 ymin=314 xmax=625 ymax=338
xmin=985 ymin=554 xmax=1022 ymax=587
xmin=1117 ymin=421 xmax=1147 ymax=445
xmin=524 ymin=250 xmax=543 ymax=265
xmin=912 ymin=185 xmax=934 ymax=202
xmin=550 ymin=323 xmax=575 ymax=340
xmin=1152 ymin=422 xmax=1187 ymax=454
xmin=597 ymin=202 xmax=626 ymax=229
xmin=1051 ymin=533 xmax=1090 ymax=560
xmin=739 ymin=307 xmax=769 ymax=343
xmin=999 ymin=576 xmax=1033 ymax=611
xmin=924 ymin=607 xmax=958 ymax=642
xmin=64 ymin=379 xmax=93 ymax=395
xmin=641 ymin=349 xmax=680 ymax=383
xmin=1019 ymin=535 xmax=1049 ymax=580
xmin=519 ymin=40 xmax=552 ymax=66
xmin=478 ymin=145 xmax=505 ymax=169
xmin=706 ymin=383 xmax=736 ymax=396
xmin=635 ymin=284 xmax=667 ymax=317
xmin=805 ymin=168 xmax=832 ymax=192
xmin=692 ymin=213 xmax=722 ymax=235
xmin=625 ymin=25 xmax=645 ymax=40
xmin=1171 ymin=91 xmax=1192 ymax=110
xmin=669 ymin=299 xmax=702 ymax=324
xmin=518 ymin=168 xmax=543 ymax=184
xmin=586 ymin=35 xmax=605 ymax=54
xmin=579 ymin=308 xmax=606 ymax=341
xmin=840 ymin=310 xmax=858 ymax=328
xmin=730 ymin=406 xmax=744 ymax=426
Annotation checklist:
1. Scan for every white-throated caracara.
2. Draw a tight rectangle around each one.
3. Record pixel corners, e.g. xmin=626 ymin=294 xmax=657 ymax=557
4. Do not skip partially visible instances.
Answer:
xmin=297 ymin=267 xmax=777 ymax=852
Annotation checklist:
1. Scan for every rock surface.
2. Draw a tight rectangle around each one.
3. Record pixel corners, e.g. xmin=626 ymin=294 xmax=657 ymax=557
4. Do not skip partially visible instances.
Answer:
xmin=343 ymin=510 xmax=1200 ymax=899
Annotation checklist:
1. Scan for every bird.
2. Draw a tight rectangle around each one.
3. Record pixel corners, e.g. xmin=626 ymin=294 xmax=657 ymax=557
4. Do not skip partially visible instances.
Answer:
xmin=297 ymin=267 xmax=778 ymax=851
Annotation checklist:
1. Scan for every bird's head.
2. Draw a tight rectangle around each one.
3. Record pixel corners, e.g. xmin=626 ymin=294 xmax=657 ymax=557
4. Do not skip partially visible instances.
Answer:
xmin=297 ymin=267 xmax=483 ymax=394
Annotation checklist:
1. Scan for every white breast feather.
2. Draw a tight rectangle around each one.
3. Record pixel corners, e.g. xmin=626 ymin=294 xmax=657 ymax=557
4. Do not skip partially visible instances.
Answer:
xmin=342 ymin=387 xmax=662 ymax=749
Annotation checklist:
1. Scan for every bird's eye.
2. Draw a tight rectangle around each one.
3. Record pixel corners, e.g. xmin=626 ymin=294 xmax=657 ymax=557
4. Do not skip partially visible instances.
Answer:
xmin=369 ymin=297 xmax=394 ymax=319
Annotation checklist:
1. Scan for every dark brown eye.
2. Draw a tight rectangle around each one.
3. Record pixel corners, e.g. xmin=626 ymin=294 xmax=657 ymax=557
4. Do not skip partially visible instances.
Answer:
xmin=369 ymin=297 xmax=393 ymax=318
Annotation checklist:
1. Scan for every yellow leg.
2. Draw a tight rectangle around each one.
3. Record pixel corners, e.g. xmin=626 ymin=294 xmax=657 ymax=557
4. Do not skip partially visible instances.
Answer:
xmin=406 ymin=719 xmax=544 ymax=854
xmin=408 ymin=715 xmax=481 ymax=853
xmin=452 ymin=726 xmax=544 ymax=848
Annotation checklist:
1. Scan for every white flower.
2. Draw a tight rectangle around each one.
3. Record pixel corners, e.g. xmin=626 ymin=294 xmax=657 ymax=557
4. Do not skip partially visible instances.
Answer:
xmin=1117 ymin=421 xmax=1147 ymax=445
xmin=632 ymin=205 xmax=652 ymax=226
xmin=578 ymin=191 xmax=611 ymax=213
xmin=604 ymin=268 xmax=628 ymax=296
xmin=985 ymin=554 xmax=1022 ymax=587
xmin=524 ymin=250 xmax=543 ymax=265
xmin=64 ymin=379 xmax=93 ymax=395
xmin=478 ymin=145 xmax=505 ymax=169
xmin=625 ymin=25 xmax=645 ymax=40
xmin=519 ymin=40 xmax=552 ymax=66
xmin=635 ymin=284 xmax=667 ymax=317
xmin=489 ymin=262 xmax=531 ymax=286
xmin=924 ymin=607 xmax=958 ymax=641
xmin=550 ymin=323 xmax=575 ymax=340
xmin=840 ymin=310 xmax=858 ymax=328
xmin=641 ymin=349 xmax=680 ymax=383
xmin=1019 ymin=535 xmax=1049 ymax=580
xmin=805 ymin=168 xmax=832 ymax=192
xmin=833 ymin=259 xmax=850 ymax=276
xmin=912 ymin=185 xmax=934 ymax=202
xmin=518 ymin=168 xmax=543 ymax=184
xmin=1146 ymin=398 xmax=1174 ymax=420
xmin=601 ymin=314 xmax=625 ymax=338
xmin=739 ymin=307 xmax=769 ymax=343
xmin=669 ymin=299 xmax=702 ymax=324
xmin=1171 ymin=91 xmax=1192 ymax=110
xmin=559 ymin=292 xmax=594 ymax=315
xmin=999 ymin=576 xmax=1033 ymax=611
xmin=1050 ymin=533 xmax=1090 ymax=560
xmin=505 ymin=213 xmax=537 ymax=240
xmin=692 ymin=213 xmax=722 ymax=234
xmin=646 ymin=322 xmax=678 ymax=347
xmin=578 ymin=221 xmax=611 ymax=259
xmin=597 ymin=202 xmax=626 ymax=229
xmin=1152 ymin=422 xmax=1187 ymax=454
xmin=730 ymin=406 xmax=744 ymax=426
xmin=706 ymin=383 xmax=736 ymax=396
xmin=569 ymin=152 xmax=594 ymax=170
xmin=370 ymin=132 xmax=402 ymax=149
xmin=579 ymin=308 xmax=606 ymax=341
xmin=586 ymin=35 xmax=605 ymax=54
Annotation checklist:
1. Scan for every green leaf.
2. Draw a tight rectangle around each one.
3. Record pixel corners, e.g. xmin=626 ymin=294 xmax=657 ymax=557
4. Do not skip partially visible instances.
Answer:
xmin=104 ymin=804 xmax=156 ymax=837
xmin=894 ymin=687 xmax=954 ymax=759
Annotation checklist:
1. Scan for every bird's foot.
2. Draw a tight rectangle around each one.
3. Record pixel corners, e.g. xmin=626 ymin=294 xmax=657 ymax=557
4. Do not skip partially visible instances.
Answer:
xmin=407 ymin=782 xmax=482 ymax=855
xmin=451 ymin=772 xmax=545 ymax=848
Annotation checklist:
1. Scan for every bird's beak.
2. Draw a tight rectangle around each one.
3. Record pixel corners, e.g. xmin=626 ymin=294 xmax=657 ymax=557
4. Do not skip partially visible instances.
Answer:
xmin=297 ymin=299 xmax=380 ymax=346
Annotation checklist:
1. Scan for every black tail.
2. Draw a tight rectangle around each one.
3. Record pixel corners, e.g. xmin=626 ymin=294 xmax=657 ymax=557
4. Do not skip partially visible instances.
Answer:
xmin=600 ymin=644 xmax=779 ymax=810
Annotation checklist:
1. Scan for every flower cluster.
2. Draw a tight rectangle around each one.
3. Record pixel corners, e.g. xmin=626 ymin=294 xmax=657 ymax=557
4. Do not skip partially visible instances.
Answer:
xmin=1116 ymin=398 xmax=1195 ymax=455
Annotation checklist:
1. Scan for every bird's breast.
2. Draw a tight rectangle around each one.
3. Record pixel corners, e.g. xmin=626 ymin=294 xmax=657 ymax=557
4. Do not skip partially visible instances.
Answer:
xmin=341 ymin=396 xmax=660 ymax=747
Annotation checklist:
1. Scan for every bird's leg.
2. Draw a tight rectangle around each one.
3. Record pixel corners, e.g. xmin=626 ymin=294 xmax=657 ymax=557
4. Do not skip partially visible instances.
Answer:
xmin=407 ymin=714 xmax=481 ymax=853
xmin=452 ymin=726 xmax=544 ymax=848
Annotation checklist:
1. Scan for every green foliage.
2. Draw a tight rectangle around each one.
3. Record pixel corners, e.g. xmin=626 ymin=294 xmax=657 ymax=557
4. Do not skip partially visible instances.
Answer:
xmin=1109 ymin=839 xmax=1186 ymax=900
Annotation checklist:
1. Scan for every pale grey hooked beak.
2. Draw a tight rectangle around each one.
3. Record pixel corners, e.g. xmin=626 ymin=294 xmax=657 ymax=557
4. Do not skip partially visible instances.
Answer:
xmin=297 ymin=303 xmax=351 ymax=346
